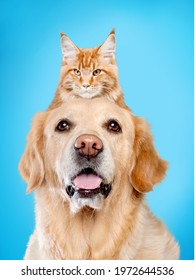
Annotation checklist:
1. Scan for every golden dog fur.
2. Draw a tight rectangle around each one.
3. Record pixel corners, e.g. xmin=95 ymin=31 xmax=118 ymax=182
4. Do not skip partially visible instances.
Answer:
xmin=19 ymin=97 xmax=179 ymax=259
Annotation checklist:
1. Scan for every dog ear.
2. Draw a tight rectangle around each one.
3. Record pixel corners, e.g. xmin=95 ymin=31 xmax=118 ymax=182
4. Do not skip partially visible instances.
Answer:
xmin=19 ymin=113 xmax=46 ymax=194
xmin=130 ymin=116 xmax=168 ymax=193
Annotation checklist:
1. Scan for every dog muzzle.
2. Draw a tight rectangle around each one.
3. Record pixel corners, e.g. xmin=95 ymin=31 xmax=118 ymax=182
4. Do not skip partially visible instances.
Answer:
xmin=66 ymin=183 xmax=112 ymax=198
xmin=66 ymin=171 xmax=112 ymax=199
xmin=66 ymin=176 xmax=112 ymax=198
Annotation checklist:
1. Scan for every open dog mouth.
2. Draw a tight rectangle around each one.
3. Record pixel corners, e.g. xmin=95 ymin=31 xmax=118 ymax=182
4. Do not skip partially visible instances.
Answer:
xmin=66 ymin=168 xmax=111 ymax=198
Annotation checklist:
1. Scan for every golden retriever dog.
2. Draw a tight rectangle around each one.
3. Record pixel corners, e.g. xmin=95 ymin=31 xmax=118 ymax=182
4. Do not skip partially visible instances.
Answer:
xmin=19 ymin=97 xmax=179 ymax=260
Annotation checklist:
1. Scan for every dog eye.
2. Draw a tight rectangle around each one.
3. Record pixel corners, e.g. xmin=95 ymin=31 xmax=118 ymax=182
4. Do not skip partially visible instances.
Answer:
xmin=107 ymin=120 xmax=122 ymax=133
xmin=56 ymin=119 xmax=71 ymax=132
xmin=73 ymin=69 xmax=81 ymax=76
xmin=93 ymin=69 xmax=101 ymax=76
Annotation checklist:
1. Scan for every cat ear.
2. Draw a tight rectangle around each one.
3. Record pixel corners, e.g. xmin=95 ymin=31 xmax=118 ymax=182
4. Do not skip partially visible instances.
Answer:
xmin=60 ymin=32 xmax=79 ymax=60
xmin=98 ymin=29 xmax=116 ymax=62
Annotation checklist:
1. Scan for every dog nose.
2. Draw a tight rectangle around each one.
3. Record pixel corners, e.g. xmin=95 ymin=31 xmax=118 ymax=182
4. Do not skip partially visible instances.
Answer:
xmin=74 ymin=134 xmax=103 ymax=159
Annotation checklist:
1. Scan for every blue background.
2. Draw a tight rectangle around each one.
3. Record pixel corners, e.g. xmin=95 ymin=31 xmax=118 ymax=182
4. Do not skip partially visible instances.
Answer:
xmin=0 ymin=0 xmax=193 ymax=260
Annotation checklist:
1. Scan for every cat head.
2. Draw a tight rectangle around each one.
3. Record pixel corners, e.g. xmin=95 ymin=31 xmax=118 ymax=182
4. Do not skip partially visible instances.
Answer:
xmin=59 ymin=30 xmax=120 ymax=99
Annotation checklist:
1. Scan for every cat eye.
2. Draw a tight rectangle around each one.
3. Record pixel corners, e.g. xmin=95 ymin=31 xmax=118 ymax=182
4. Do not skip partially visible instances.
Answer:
xmin=106 ymin=120 xmax=122 ymax=133
xmin=55 ymin=119 xmax=71 ymax=132
xmin=93 ymin=69 xmax=101 ymax=76
xmin=73 ymin=69 xmax=81 ymax=76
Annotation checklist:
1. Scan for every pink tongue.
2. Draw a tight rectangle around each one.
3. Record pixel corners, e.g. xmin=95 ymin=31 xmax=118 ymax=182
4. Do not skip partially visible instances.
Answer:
xmin=73 ymin=174 xmax=102 ymax=190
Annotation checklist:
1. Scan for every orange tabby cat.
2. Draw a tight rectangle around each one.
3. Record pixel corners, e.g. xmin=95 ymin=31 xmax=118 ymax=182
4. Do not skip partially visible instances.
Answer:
xmin=49 ymin=30 xmax=127 ymax=110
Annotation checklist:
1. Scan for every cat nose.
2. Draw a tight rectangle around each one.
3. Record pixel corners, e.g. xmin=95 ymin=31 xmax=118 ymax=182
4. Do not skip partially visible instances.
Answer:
xmin=82 ymin=83 xmax=90 ymax=88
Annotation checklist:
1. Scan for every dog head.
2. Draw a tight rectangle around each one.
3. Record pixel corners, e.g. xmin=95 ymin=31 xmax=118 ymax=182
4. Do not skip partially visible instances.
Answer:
xmin=19 ymin=98 xmax=167 ymax=213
